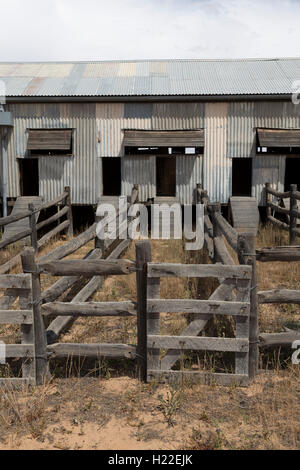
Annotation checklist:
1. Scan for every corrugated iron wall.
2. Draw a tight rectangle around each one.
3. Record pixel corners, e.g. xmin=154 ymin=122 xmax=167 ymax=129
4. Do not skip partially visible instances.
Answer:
xmin=204 ymin=103 xmax=230 ymax=203
xmin=6 ymin=103 xmax=97 ymax=204
xmin=4 ymin=100 xmax=300 ymax=206
xmin=252 ymin=155 xmax=286 ymax=205
xmin=228 ymin=101 xmax=300 ymax=158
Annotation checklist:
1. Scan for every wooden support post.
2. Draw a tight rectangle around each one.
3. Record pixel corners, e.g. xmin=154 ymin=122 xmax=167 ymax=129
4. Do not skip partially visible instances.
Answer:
xmin=210 ymin=203 xmax=222 ymax=264
xmin=95 ymin=213 xmax=105 ymax=257
xmin=196 ymin=184 xmax=202 ymax=204
xmin=21 ymin=249 xmax=48 ymax=385
xmin=265 ymin=183 xmax=272 ymax=220
xmin=136 ymin=240 xmax=151 ymax=382
xmin=290 ymin=184 xmax=297 ymax=245
xmin=237 ymin=232 xmax=258 ymax=380
xmin=28 ymin=203 xmax=38 ymax=254
xmin=65 ymin=186 xmax=73 ymax=238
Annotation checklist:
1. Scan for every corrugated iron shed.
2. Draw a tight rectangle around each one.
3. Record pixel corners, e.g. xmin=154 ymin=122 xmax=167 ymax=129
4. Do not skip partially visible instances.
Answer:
xmin=0 ymin=58 xmax=299 ymax=97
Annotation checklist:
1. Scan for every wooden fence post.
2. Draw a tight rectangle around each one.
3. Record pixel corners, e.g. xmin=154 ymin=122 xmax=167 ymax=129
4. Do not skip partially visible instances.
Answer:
xmin=237 ymin=232 xmax=258 ymax=379
xmin=196 ymin=184 xmax=202 ymax=204
xmin=65 ymin=186 xmax=73 ymax=238
xmin=210 ymin=203 xmax=222 ymax=263
xmin=28 ymin=203 xmax=38 ymax=254
xmin=21 ymin=248 xmax=48 ymax=385
xmin=136 ymin=240 xmax=152 ymax=382
xmin=290 ymin=184 xmax=297 ymax=245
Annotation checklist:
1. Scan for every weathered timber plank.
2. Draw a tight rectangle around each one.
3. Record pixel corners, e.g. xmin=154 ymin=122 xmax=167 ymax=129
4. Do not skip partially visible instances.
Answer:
xmin=5 ymin=344 xmax=34 ymax=358
xmin=214 ymin=236 xmax=236 ymax=265
xmin=0 ymin=310 xmax=33 ymax=324
xmin=36 ymin=259 xmax=136 ymax=276
xmin=147 ymin=299 xmax=249 ymax=316
xmin=47 ymin=343 xmax=136 ymax=359
xmin=148 ymin=335 xmax=249 ymax=352
xmin=258 ymin=289 xmax=300 ymax=304
xmin=259 ymin=331 xmax=300 ymax=348
xmin=147 ymin=370 xmax=249 ymax=387
xmin=0 ymin=274 xmax=31 ymax=290
xmin=256 ymin=246 xmax=300 ymax=262
xmin=37 ymin=221 xmax=70 ymax=249
xmin=42 ymin=301 xmax=137 ymax=317
xmin=147 ymin=263 xmax=251 ymax=279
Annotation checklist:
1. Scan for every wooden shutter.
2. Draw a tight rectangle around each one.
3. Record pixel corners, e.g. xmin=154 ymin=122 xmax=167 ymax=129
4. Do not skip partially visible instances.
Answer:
xmin=257 ymin=128 xmax=300 ymax=148
xmin=27 ymin=129 xmax=72 ymax=151
xmin=124 ymin=129 xmax=204 ymax=147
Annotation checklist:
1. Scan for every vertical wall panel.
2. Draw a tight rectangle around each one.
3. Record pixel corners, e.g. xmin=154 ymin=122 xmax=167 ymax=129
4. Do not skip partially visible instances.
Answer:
xmin=122 ymin=156 xmax=155 ymax=202
xmin=204 ymin=103 xmax=230 ymax=203
xmin=176 ymin=155 xmax=202 ymax=205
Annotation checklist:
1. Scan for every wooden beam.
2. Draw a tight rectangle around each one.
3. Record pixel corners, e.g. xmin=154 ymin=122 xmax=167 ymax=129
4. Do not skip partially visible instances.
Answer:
xmin=148 ymin=335 xmax=249 ymax=352
xmin=256 ymin=246 xmax=300 ymax=262
xmin=147 ymin=263 xmax=252 ymax=279
xmin=0 ymin=274 xmax=31 ymax=290
xmin=136 ymin=240 xmax=152 ymax=382
xmin=36 ymin=206 xmax=69 ymax=231
xmin=36 ymin=258 xmax=136 ymax=277
xmin=42 ymin=301 xmax=137 ymax=317
xmin=0 ymin=310 xmax=33 ymax=324
xmin=148 ymin=299 xmax=249 ymax=316
xmin=259 ymin=331 xmax=300 ymax=349
xmin=47 ymin=343 xmax=136 ymax=359
xmin=258 ymin=289 xmax=300 ymax=304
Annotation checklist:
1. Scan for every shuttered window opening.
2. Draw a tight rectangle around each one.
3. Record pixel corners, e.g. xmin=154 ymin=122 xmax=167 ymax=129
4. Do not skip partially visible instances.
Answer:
xmin=257 ymin=128 xmax=300 ymax=155
xmin=123 ymin=129 xmax=204 ymax=148
xmin=27 ymin=129 xmax=73 ymax=155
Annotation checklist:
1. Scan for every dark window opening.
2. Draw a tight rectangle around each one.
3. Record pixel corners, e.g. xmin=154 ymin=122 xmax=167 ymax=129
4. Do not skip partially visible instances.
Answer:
xmin=257 ymin=146 xmax=300 ymax=155
xmin=284 ymin=158 xmax=300 ymax=192
xmin=19 ymin=159 xmax=39 ymax=196
xmin=27 ymin=129 xmax=73 ymax=156
xmin=156 ymin=157 xmax=176 ymax=197
xmin=232 ymin=158 xmax=252 ymax=197
xmin=102 ymin=158 xmax=121 ymax=196
xmin=125 ymin=146 xmax=203 ymax=156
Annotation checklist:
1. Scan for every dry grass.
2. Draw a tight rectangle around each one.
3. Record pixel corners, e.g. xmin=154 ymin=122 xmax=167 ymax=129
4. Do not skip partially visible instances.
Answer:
xmin=0 ymin=225 xmax=299 ymax=449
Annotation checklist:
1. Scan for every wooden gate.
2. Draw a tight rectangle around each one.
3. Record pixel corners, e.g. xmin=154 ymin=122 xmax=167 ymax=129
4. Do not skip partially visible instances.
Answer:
xmin=145 ymin=263 xmax=252 ymax=386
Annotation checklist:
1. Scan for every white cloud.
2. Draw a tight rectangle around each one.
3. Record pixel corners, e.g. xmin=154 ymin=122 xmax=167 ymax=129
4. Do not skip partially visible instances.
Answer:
xmin=0 ymin=0 xmax=299 ymax=61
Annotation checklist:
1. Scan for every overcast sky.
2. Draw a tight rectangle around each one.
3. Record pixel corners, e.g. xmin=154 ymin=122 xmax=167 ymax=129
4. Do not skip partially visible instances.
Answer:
xmin=0 ymin=0 xmax=299 ymax=61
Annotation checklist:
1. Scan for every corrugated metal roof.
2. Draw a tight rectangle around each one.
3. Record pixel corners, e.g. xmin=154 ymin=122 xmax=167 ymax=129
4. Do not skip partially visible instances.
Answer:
xmin=0 ymin=58 xmax=299 ymax=97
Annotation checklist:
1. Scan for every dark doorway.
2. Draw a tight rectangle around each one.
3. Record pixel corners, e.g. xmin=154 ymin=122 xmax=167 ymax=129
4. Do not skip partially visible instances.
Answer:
xmin=232 ymin=158 xmax=252 ymax=197
xmin=284 ymin=157 xmax=300 ymax=191
xmin=102 ymin=158 xmax=121 ymax=196
xmin=156 ymin=157 xmax=176 ymax=196
xmin=19 ymin=158 xmax=39 ymax=196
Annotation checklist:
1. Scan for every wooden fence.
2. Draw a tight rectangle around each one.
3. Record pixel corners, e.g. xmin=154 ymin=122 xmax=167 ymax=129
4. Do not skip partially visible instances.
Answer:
xmin=0 ymin=187 xmax=73 ymax=274
xmin=265 ymin=182 xmax=300 ymax=244
xmin=199 ymin=187 xmax=300 ymax=364
xmin=0 ymin=186 xmax=140 ymax=385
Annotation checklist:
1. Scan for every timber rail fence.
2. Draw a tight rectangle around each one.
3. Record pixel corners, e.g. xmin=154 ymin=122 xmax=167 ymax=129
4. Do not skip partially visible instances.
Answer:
xmin=0 ymin=186 xmax=73 ymax=274
xmin=198 ymin=186 xmax=300 ymax=367
xmin=0 ymin=186 xmax=140 ymax=386
xmin=1 ymin=184 xmax=299 ymax=388
xmin=265 ymin=182 xmax=300 ymax=244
